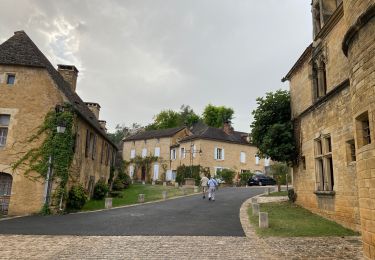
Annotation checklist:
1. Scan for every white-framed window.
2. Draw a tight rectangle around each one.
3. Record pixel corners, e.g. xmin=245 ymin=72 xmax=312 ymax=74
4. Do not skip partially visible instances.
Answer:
xmin=6 ymin=74 xmax=15 ymax=85
xmin=315 ymin=134 xmax=334 ymax=191
xmin=170 ymin=149 xmax=177 ymax=160
xmin=142 ymin=148 xmax=147 ymax=158
xmin=0 ymin=114 xmax=10 ymax=147
xmin=265 ymin=157 xmax=270 ymax=166
xmin=255 ymin=155 xmax=260 ymax=165
xmin=154 ymin=147 xmax=160 ymax=157
xmin=129 ymin=165 xmax=134 ymax=178
xmin=153 ymin=164 xmax=159 ymax=180
xmin=180 ymin=147 xmax=186 ymax=159
xmin=130 ymin=149 xmax=136 ymax=159
xmin=214 ymin=147 xmax=224 ymax=160
xmin=240 ymin=152 xmax=246 ymax=163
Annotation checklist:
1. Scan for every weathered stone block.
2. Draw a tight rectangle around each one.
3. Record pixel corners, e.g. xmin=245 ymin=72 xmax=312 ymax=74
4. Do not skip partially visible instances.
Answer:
xmin=259 ymin=212 xmax=269 ymax=228
xmin=138 ymin=194 xmax=145 ymax=203
xmin=252 ymin=203 xmax=260 ymax=216
xmin=105 ymin=198 xmax=112 ymax=209
xmin=162 ymin=191 xmax=167 ymax=200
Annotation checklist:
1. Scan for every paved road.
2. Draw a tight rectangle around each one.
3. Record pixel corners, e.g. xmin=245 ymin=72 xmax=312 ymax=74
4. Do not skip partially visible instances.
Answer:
xmin=0 ymin=187 xmax=266 ymax=236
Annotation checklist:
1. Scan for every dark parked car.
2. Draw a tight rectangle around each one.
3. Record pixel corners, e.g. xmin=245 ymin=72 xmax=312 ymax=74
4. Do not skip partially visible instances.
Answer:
xmin=247 ymin=174 xmax=276 ymax=186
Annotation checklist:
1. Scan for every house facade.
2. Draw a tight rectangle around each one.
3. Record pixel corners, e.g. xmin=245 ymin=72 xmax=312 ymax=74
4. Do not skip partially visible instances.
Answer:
xmin=282 ymin=1 xmax=375 ymax=258
xmin=0 ymin=31 xmax=117 ymax=216
xmin=123 ymin=123 xmax=270 ymax=182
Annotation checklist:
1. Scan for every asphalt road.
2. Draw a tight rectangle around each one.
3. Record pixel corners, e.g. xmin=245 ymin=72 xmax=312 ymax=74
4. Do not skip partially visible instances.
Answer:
xmin=0 ymin=187 xmax=266 ymax=236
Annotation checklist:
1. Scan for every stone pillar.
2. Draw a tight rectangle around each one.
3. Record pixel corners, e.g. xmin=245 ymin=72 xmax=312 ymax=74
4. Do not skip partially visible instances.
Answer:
xmin=142 ymin=181 xmax=145 ymax=185
xmin=259 ymin=212 xmax=269 ymax=228
xmin=267 ymin=187 xmax=271 ymax=195
xmin=252 ymin=203 xmax=260 ymax=216
xmin=175 ymin=182 xmax=179 ymax=188
xmin=251 ymin=197 xmax=258 ymax=204
xmin=163 ymin=182 xmax=167 ymax=186
xmin=138 ymin=194 xmax=145 ymax=203
xmin=105 ymin=198 xmax=112 ymax=209
xmin=182 ymin=188 xmax=187 ymax=195
xmin=162 ymin=191 xmax=167 ymax=200
xmin=342 ymin=3 xmax=375 ymax=259
xmin=194 ymin=186 xmax=199 ymax=193
xmin=152 ymin=181 xmax=155 ymax=185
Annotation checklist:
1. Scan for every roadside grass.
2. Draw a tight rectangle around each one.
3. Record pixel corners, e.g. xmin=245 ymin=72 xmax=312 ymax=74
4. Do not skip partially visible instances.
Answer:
xmin=82 ymin=183 xmax=196 ymax=211
xmin=248 ymin=202 xmax=359 ymax=237
xmin=263 ymin=191 xmax=288 ymax=197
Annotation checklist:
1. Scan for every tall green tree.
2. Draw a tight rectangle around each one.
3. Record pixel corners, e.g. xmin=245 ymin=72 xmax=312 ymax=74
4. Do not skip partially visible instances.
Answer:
xmin=146 ymin=105 xmax=200 ymax=130
xmin=250 ymin=90 xmax=296 ymax=164
xmin=107 ymin=123 xmax=143 ymax=145
xmin=202 ymin=104 xmax=234 ymax=128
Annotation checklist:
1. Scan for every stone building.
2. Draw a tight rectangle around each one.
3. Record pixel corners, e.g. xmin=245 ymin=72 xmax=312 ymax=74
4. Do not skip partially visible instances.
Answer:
xmin=0 ymin=31 xmax=117 ymax=216
xmin=282 ymin=1 xmax=375 ymax=258
xmin=123 ymin=122 xmax=270 ymax=182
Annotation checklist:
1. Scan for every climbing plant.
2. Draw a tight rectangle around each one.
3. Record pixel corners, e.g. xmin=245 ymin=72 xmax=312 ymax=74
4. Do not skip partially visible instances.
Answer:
xmin=12 ymin=104 xmax=75 ymax=208
xmin=129 ymin=155 xmax=158 ymax=181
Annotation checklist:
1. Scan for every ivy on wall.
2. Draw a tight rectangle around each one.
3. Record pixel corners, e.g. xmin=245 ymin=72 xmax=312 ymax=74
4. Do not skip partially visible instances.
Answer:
xmin=12 ymin=104 xmax=75 ymax=201
xmin=128 ymin=155 xmax=159 ymax=181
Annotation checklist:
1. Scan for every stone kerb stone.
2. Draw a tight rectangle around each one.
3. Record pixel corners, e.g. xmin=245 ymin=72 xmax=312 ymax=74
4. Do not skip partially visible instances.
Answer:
xmin=174 ymin=182 xmax=179 ymax=188
xmin=252 ymin=203 xmax=260 ymax=216
xmin=162 ymin=191 xmax=167 ymax=200
xmin=152 ymin=181 xmax=155 ymax=185
xmin=251 ymin=197 xmax=258 ymax=204
xmin=259 ymin=212 xmax=269 ymax=228
xmin=138 ymin=194 xmax=145 ymax=203
xmin=105 ymin=198 xmax=112 ymax=209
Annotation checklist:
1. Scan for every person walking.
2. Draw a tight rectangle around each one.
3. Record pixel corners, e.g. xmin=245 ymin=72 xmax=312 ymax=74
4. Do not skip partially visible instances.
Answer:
xmin=200 ymin=175 xmax=209 ymax=199
xmin=207 ymin=176 xmax=218 ymax=201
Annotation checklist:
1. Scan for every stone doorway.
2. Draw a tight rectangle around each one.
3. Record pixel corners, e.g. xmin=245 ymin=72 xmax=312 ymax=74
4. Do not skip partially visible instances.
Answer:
xmin=0 ymin=172 xmax=12 ymax=215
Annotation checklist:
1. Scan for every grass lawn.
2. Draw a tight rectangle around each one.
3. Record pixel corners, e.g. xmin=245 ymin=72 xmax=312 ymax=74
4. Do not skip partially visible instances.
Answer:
xmin=82 ymin=183 xmax=196 ymax=211
xmin=263 ymin=191 xmax=288 ymax=197
xmin=248 ymin=202 xmax=359 ymax=237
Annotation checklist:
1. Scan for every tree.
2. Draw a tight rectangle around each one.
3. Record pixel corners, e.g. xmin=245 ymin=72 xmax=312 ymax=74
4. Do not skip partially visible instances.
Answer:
xmin=107 ymin=123 xmax=143 ymax=145
xmin=271 ymin=162 xmax=290 ymax=192
xmin=146 ymin=105 xmax=201 ymax=130
xmin=250 ymin=90 xmax=296 ymax=164
xmin=202 ymin=104 xmax=234 ymax=128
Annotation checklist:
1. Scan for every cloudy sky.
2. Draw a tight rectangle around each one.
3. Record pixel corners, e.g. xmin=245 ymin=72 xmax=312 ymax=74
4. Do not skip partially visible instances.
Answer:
xmin=0 ymin=0 xmax=312 ymax=132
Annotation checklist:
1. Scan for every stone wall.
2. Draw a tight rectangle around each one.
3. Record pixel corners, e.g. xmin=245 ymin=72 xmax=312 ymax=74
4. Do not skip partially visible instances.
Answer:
xmin=343 ymin=1 xmax=375 ymax=257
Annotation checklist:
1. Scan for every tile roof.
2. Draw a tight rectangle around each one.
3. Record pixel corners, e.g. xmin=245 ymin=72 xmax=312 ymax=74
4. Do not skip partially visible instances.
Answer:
xmin=124 ymin=126 xmax=186 ymax=141
xmin=182 ymin=123 xmax=251 ymax=145
xmin=0 ymin=31 xmax=117 ymax=149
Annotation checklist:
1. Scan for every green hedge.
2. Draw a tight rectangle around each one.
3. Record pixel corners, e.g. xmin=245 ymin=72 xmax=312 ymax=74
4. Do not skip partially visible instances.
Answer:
xmin=176 ymin=165 xmax=210 ymax=186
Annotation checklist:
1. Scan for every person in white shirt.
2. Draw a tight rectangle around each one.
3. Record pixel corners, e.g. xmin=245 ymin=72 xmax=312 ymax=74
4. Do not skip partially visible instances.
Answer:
xmin=207 ymin=177 xmax=218 ymax=201
xmin=200 ymin=175 xmax=209 ymax=199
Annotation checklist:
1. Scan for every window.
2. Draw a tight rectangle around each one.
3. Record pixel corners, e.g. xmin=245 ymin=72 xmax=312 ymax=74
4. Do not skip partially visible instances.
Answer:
xmin=100 ymin=140 xmax=105 ymax=164
xmin=92 ymin=134 xmax=97 ymax=160
xmin=89 ymin=132 xmax=94 ymax=157
xmin=0 ymin=115 xmax=10 ymax=147
xmin=180 ymin=147 xmax=185 ymax=159
xmin=312 ymin=0 xmax=339 ymax=37
xmin=255 ymin=155 xmax=260 ymax=165
xmin=313 ymin=57 xmax=327 ymax=100
xmin=346 ymin=140 xmax=356 ymax=162
xmin=265 ymin=157 xmax=270 ymax=167
xmin=129 ymin=165 xmax=134 ymax=178
xmin=215 ymin=147 xmax=224 ymax=160
xmin=153 ymin=164 xmax=159 ymax=180
xmin=130 ymin=149 xmax=136 ymax=159
xmin=170 ymin=149 xmax=177 ymax=160
xmin=154 ymin=147 xmax=160 ymax=157
xmin=85 ymin=129 xmax=90 ymax=157
xmin=240 ymin=152 xmax=246 ymax=163
xmin=6 ymin=74 xmax=15 ymax=85
xmin=142 ymin=148 xmax=147 ymax=158
xmin=356 ymin=112 xmax=372 ymax=148
xmin=314 ymin=135 xmax=334 ymax=191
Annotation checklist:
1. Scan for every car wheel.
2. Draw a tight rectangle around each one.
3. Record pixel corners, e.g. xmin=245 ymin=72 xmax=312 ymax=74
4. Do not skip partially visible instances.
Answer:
xmin=258 ymin=181 xmax=262 ymax=186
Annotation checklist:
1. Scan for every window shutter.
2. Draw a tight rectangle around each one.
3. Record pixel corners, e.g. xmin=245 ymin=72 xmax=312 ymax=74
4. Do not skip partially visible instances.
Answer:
xmin=193 ymin=145 xmax=196 ymax=158
xmin=154 ymin=164 xmax=159 ymax=180
xmin=222 ymin=148 xmax=225 ymax=160
xmin=214 ymin=147 xmax=217 ymax=160
xmin=171 ymin=150 xmax=173 ymax=160
xmin=155 ymin=147 xmax=160 ymax=157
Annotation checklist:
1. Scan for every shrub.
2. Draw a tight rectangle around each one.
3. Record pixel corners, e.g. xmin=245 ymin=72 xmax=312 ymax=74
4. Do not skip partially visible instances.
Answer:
xmin=112 ymin=178 xmax=125 ymax=191
xmin=288 ymin=188 xmax=297 ymax=202
xmin=176 ymin=165 xmax=202 ymax=186
xmin=67 ymin=184 xmax=88 ymax=210
xmin=93 ymin=180 xmax=109 ymax=200
xmin=239 ymin=171 xmax=253 ymax=186
xmin=216 ymin=169 xmax=235 ymax=184
xmin=109 ymin=191 xmax=123 ymax=198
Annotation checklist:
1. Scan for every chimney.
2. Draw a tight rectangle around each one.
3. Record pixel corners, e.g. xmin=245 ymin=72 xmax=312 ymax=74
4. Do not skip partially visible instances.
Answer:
xmin=98 ymin=120 xmax=107 ymax=132
xmin=57 ymin=64 xmax=79 ymax=92
xmin=223 ymin=121 xmax=234 ymax=135
xmin=85 ymin=102 xmax=101 ymax=119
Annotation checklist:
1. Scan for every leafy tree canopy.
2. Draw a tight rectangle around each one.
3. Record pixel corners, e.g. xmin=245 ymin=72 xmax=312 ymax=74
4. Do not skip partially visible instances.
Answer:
xmin=146 ymin=105 xmax=201 ymax=130
xmin=107 ymin=123 xmax=143 ymax=145
xmin=250 ymin=90 xmax=296 ymax=164
xmin=202 ymin=104 xmax=234 ymax=128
